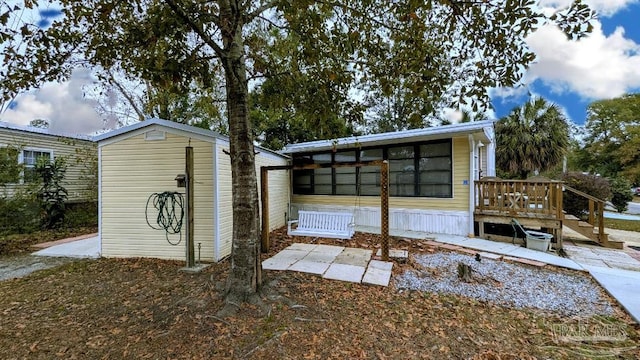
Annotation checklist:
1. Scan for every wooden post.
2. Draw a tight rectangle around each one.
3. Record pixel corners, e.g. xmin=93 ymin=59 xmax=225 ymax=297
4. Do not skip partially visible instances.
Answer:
xmin=381 ymin=161 xmax=389 ymax=261
xmin=260 ymin=166 xmax=269 ymax=253
xmin=597 ymin=202 xmax=606 ymax=245
xmin=186 ymin=146 xmax=195 ymax=267
xmin=556 ymin=184 xmax=563 ymax=251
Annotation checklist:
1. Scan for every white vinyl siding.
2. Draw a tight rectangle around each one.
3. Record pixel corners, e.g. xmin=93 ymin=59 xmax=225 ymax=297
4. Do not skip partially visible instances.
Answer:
xmin=214 ymin=141 xmax=289 ymax=260
xmin=98 ymin=120 xmax=290 ymax=262
xmin=100 ymin=131 xmax=215 ymax=261
xmin=214 ymin=142 xmax=233 ymax=260
xmin=0 ymin=128 xmax=95 ymax=201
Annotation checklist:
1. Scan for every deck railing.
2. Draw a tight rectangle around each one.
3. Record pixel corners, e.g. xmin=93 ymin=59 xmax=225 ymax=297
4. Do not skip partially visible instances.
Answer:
xmin=474 ymin=178 xmax=563 ymax=219
xmin=563 ymin=185 xmax=606 ymax=240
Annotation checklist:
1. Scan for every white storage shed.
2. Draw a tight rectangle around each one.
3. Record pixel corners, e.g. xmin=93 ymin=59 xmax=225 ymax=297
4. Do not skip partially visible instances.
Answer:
xmin=95 ymin=118 xmax=289 ymax=262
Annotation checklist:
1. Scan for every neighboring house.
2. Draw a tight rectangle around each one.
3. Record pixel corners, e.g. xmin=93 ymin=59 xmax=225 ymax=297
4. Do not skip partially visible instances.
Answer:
xmin=95 ymin=118 xmax=289 ymax=262
xmin=0 ymin=121 xmax=96 ymax=202
xmin=283 ymin=120 xmax=496 ymax=237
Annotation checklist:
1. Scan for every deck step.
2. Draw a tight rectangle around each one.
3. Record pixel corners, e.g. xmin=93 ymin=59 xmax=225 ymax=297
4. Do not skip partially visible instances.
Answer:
xmin=578 ymin=221 xmax=592 ymax=228
xmin=564 ymin=214 xmax=580 ymax=221
xmin=606 ymin=240 xmax=625 ymax=249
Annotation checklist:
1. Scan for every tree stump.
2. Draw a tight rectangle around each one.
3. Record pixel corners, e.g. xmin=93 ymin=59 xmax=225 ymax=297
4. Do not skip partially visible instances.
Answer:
xmin=457 ymin=262 xmax=473 ymax=282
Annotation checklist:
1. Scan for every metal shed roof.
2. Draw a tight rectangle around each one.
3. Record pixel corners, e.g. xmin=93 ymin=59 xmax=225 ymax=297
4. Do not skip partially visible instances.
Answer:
xmin=94 ymin=118 xmax=288 ymax=159
xmin=283 ymin=120 xmax=496 ymax=154
xmin=0 ymin=121 xmax=93 ymax=141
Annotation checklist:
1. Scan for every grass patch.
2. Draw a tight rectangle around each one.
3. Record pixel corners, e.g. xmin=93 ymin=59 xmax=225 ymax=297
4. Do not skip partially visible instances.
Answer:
xmin=605 ymin=218 xmax=640 ymax=232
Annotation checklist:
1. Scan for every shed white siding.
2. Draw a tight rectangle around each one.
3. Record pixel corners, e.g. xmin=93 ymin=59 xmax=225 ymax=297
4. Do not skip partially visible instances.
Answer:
xmin=214 ymin=140 xmax=289 ymax=260
xmin=98 ymin=119 xmax=290 ymax=262
xmin=214 ymin=142 xmax=233 ymax=260
xmin=255 ymin=147 xmax=290 ymax=231
xmin=100 ymin=130 xmax=215 ymax=260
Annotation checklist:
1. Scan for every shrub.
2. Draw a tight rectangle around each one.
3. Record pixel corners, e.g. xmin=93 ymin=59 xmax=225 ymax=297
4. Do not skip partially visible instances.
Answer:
xmin=610 ymin=177 xmax=634 ymax=213
xmin=35 ymin=157 xmax=68 ymax=229
xmin=65 ymin=201 xmax=98 ymax=228
xmin=561 ymin=172 xmax=611 ymax=218
xmin=0 ymin=192 xmax=40 ymax=236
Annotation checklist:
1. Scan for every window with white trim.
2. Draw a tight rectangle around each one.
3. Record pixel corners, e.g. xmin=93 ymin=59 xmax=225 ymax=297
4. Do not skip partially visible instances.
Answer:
xmin=22 ymin=149 xmax=52 ymax=183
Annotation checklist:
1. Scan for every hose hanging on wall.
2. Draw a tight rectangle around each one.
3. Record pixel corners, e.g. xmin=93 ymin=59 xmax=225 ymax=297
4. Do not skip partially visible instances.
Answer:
xmin=145 ymin=191 xmax=184 ymax=245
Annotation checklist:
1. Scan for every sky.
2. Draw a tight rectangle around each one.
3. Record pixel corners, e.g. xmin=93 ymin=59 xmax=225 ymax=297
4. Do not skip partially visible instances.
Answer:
xmin=1 ymin=1 xmax=639 ymax=133
xmin=0 ymin=4 xmax=105 ymax=134
xmin=490 ymin=0 xmax=640 ymax=125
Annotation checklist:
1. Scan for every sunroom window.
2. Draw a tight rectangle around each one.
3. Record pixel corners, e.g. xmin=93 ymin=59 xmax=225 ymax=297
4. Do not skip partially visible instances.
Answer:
xmin=291 ymin=139 xmax=452 ymax=198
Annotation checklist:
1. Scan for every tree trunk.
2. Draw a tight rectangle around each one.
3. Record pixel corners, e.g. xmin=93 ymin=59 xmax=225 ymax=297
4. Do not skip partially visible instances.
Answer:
xmin=457 ymin=262 xmax=473 ymax=282
xmin=220 ymin=4 xmax=262 ymax=305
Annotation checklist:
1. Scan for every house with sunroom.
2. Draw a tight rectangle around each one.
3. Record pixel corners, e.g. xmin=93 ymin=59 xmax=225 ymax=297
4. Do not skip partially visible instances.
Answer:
xmin=283 ymin=120 xmax=496 ymax=237
xmin=0 ymin=121 xmax=96 ymax=202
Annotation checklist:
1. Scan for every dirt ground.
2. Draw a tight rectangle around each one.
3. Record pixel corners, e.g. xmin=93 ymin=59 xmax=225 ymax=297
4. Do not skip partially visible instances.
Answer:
xmin=1 ymin=229 xmax=639 ymax=359
xmin=0 ymin=255 xmax=75 ymax=281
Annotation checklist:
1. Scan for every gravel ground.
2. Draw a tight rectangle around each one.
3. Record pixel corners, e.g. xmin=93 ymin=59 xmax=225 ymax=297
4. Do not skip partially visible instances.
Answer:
xmin=0 ymin=255 xmax=76 ymax=281
xmin=395 ymin=252 xmax=615 ymax=317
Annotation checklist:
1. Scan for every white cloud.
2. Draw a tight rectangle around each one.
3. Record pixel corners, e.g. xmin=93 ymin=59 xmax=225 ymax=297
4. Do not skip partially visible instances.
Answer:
xmin=524 ymin=21 xmax=640 ymax=99
xmin=539 ymin=0 xmax=639 ymax=17
xmin=0 ymin=68 xmax=104 ymax=135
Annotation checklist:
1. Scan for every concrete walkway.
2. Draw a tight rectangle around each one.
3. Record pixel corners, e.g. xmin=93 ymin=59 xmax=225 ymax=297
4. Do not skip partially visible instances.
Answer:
xmin=358 ymin=226 xmax=583 ymax=270
xmin=32 ymin=236 xmax=101 ymax=259
xmin=357 ymin=226 xmax=640 ymax=323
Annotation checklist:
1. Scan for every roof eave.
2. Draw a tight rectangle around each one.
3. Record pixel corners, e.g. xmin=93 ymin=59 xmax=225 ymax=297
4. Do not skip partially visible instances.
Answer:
xmin=0 ymin=121 xmax=94 ymax=141
xmin=283 ymin=120 xmax=496 ymax=154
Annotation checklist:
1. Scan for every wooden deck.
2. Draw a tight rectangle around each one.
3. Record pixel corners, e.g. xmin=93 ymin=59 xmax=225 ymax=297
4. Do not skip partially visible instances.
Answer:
xmin=474 ymin=178 xmax=622 ymax=250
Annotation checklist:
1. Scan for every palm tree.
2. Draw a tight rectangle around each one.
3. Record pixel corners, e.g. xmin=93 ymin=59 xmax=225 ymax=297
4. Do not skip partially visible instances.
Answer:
xmin=460 ymin=109 xmax=489 ymax=123
xmin=440 ymin=109 xmax=488 ymax=125
xmin=496 ymin=97 xmax=570 ymax=179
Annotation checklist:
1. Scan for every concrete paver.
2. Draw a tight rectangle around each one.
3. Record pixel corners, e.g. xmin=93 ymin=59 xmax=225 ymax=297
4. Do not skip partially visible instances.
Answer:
xmin=262 ymin=249 xmax=310 ymax=270
xmin=362 ymin=260 xmax=393 ymax=286
xmin=565 ymin=244 xmax=640 ymax=272
xmin=375 ymin=249 xmax=409 ymax=259
xmin=29 ymin=229 xmax=640 ymax=322
xmin=313 ymin=244 xmax=345 ymax=256
xmin=287 ymin=243 xmax=318 ymax=252
xmin=303 ymin=251 xmax=340 ymax=264
xmin=323 ymin=263 xmax=366 ymax=283
xmin=334 ymin=248 xmax=372 ymax=267
xmin=262 ymin=243 xmax=393 ymax=286
xmin=288 ymin=260 xmax=332 ymax=275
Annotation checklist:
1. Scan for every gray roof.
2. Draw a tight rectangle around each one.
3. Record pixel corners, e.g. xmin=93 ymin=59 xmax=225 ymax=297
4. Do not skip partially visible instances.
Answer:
xmin=0 ymin=121 xmax=93 ymax=141
xmin=94 ymin=118 xmax=288 ymax=159
xmin=93 ymin=118 xmax=226 ymax=142
xmin=283 ymin=120 xmax=496 ymax=154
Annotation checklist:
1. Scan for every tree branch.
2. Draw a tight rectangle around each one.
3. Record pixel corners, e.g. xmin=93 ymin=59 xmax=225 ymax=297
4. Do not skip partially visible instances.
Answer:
xmin=244 ymin=0 xmax=278 ymax=22
xmin=163 ymin=0 xmax=225 ymax=58
xmin=107 ymin=70 xmax=146 ymax=121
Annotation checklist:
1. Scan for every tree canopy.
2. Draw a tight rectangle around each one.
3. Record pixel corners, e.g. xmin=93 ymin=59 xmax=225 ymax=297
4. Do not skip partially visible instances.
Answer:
xmin=574 ymin=93 xmax=640 ymax=184
xmin=1 ymin=0 xmax=595 ymax=313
